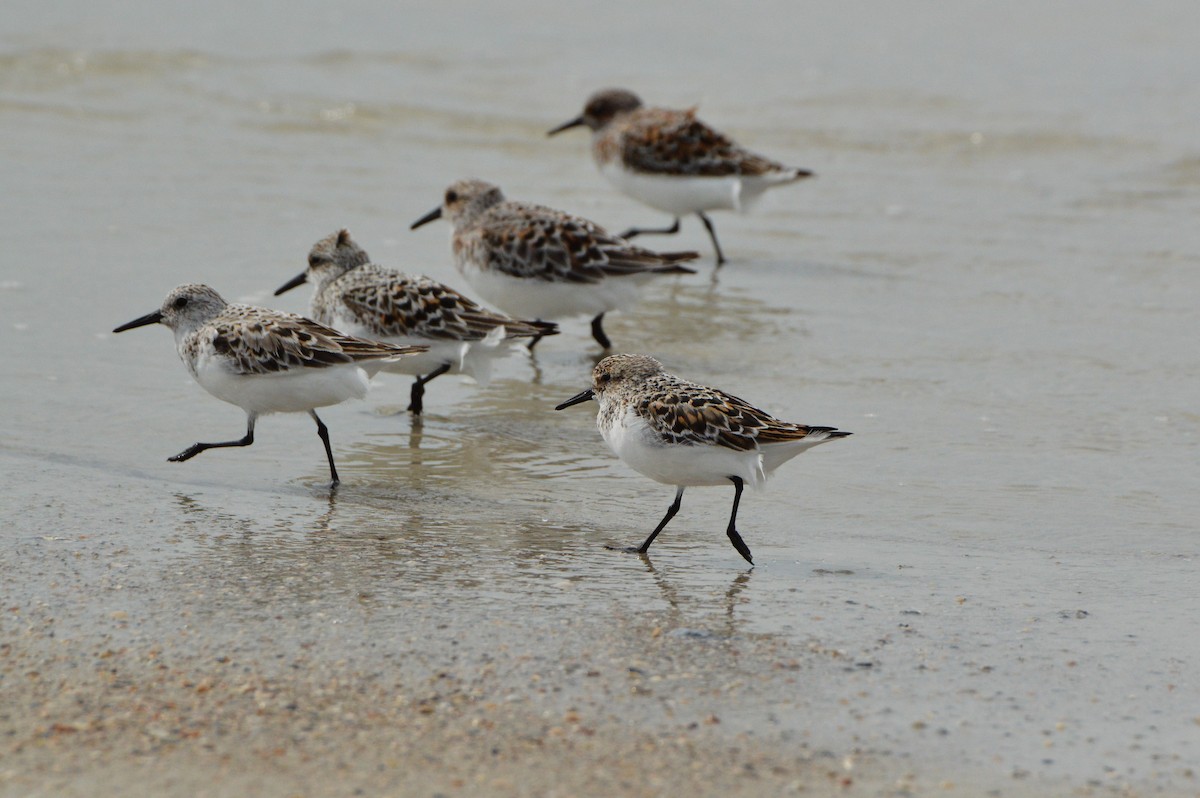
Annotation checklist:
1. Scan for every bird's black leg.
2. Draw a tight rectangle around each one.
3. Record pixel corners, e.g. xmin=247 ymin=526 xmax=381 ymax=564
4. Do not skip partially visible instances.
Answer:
xmin=608 ymin=487 xmax=684 ymax=556
xmin=590 ymin=313 xmax=613 ymax=349
xmin=169 ymin=413 xmax=257 ymax=463
xmin=618 ymin=217 xmax=681 ymax=241
xmin=407 ymin=362 xmax=452 ymax=415
xmin=725 ymin=476 xmax=753 ymax=564
xmin=527 ymin=321 xmax=547 ymax=351
xmin=309 ymin=410 xmax=339 ymax=486
xmin=697 ymin=212 xmax=727 ymax=266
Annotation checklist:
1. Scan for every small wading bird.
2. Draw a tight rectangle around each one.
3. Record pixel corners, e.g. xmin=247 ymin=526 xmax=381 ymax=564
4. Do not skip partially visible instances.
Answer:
xmin=411 ymin=178 xmax=698 ymax=350
xmin=556 ymin=354 xmax=850 ymax=565
xmin=113 ymin=284 xmax=426 ymax=485
xmin=275 ymin=229 xmax=558 ymax=415
xmin=548 ymin=88 xmax=814 ymax=266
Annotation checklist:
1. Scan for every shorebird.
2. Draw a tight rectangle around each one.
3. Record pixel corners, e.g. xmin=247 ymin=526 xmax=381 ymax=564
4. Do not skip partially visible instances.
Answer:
xmin=548 ymin=88 xmax=814 ymax=265
xmin=113 ymin=283 xmax=425 ymax=485
xmin=275 ymin=229 xmax=557 ymax=415
xmin=556 ymin=354 xmax=850 ymax=564
xmin=411 ymin=178 xmax=698 ymax=349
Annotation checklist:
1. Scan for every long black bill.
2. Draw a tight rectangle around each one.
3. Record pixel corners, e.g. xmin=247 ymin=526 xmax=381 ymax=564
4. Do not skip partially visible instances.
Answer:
xmin=274 ymin=272 xmax=308 ymax=296
xmin=555 ymin=388 xmax=595 ymax=411
xmin=113 ymin=310 xmax=163 ymax=333
xmin=410 ymin=207 xmax=442 ymax=230
xmin=547 ymin=116 xmax=585 ymax=136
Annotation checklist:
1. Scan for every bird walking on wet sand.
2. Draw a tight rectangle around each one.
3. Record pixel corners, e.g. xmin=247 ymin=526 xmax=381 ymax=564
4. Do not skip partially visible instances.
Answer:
xmin=555 ymin=354 xmax=850 ymax=565
xmin=113 ymin=284 xmax=426 ymax=485
xmin=275 ymin=229 xmax=558 ymax=415
xmin=410 ymin=178 xmax=699 ymax=350
xmin=548 ymin=88 xmax=814 ymax=266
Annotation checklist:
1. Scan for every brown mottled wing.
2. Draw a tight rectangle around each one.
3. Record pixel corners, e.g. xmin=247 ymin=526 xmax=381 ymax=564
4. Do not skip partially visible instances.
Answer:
xmin=338 ymin=273 xmax=477 ymax=341
xmin=210 ymin=306 xmax=422 ymax=375
xmin=446 ymin=300 xmax=554 ymax=339
xmin=476 ymin=203 xmax=699 ymax=284
xmin=637 ymin=382 xmax=816 ymax=450
xmin=619 ymin=108 xmax=786 ymax=177
xmin=337 ymin=270 xmax=550 ymax=341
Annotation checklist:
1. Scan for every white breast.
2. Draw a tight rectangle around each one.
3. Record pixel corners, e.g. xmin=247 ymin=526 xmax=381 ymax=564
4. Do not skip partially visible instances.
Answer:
xmin=327 ymin=308 xmax=514 ymax=385
xmin=599 ymin=161 xmax=743 ymax=215
xmin=601 ymin=405 xmax=766 ymax=488
xmin=189 ymin=348 xmax=372 ymax=415
xmin=456 ymin=256 xmax=647 ymax=321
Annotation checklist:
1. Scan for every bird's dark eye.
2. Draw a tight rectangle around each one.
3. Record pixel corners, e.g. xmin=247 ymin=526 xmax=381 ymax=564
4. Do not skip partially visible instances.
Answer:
xmin=445 ymin=190 xmax=458 ymax=204
xmin=173 ymin=296 xmax=188 ymax=309
xmin=598 ymin=372 xmax=612 ymax=384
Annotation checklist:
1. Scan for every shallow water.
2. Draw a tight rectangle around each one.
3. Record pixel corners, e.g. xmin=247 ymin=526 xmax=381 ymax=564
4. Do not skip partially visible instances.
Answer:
xmin=3 ymin=1 xmax=1199 ymax=792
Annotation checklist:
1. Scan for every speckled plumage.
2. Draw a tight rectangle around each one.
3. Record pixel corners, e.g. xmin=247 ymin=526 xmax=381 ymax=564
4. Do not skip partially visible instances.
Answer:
xmin=447 ymin=189 xmax=698 ymax=285
xmin=327 ymin=265 xmax=550 ymax=341
xmin=412 ymin=179 xmax=698 ymax=348
xmin=595 ymin=355 xmax=839 ymax=454
xmin=275 ymin=229 xmax=558 ymax=414
xmin=548 ymin=89 xmax=814 ymax=265
xmin=557 ymin=354 xmax=850 ymax=564
xmin=113 ymin=283 xmax=424 ymax=484
xmin=300 ymin=230 xmax=552 ymax=342
xmin=596 ymin=104 xmax=793 ymax=179
xmin=184 ymin=299 xmax=414 ymax=379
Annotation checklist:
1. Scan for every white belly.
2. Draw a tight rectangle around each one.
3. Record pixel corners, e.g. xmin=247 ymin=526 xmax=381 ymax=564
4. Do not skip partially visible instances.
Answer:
xmin=330 ymin=313 xmax=513 ymax=386
xmin=602 ymin=408 xmax=766 ymax=488
xmin=456 ymin=259 xmax=647 ymax=321
xmin=599 ymin=161 xmax=795 ymax=215
xmin=192 ymin=355 xmax=371 ymax=414
xmin=599 ymin=162 xmax=740 ymax=215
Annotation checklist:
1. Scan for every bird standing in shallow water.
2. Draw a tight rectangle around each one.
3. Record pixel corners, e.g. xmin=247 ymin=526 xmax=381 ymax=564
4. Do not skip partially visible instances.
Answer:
xmin=275 ymin=229 xmax=557 ymax=416
xmin=113 ymin=283 xmax=425 ymax=485
xmin=548 ymin=88 xmax=814 ymax=266
xmin=556 ymin=354 xmax=850 ymax=565
xmin=411 ymin=178 xmax=698 ymax=350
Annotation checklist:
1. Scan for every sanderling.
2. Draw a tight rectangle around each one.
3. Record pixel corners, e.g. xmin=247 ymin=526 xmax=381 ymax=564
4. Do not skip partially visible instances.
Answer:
xmin=548 ymin=88 xmax=814 ymax=266
xmin=274 ymin=229 xmax=558 ymax=415
xmin=410 ymin=179 xmax=698 ymax=350
xmin=555 ymin=354 xmax=849 ymax=565
xmin=113 ymin=284 xmax=426 ymax=485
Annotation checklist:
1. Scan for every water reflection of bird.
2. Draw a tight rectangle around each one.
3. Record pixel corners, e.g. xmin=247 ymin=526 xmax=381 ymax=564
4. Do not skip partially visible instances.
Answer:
xmin=169 ymin=489 xmax=436 ymax=610
xmin=641 ymin=559 xmax=754 ymax=638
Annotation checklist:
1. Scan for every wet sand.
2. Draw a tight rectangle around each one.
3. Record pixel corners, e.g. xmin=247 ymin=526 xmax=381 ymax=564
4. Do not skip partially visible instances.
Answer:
xmin=5 ymin=600 xmax=893 ymax=798
xmin=0 ymin=564 xmax=1106 ymax=798
xmin=3 ymin=455 xmax=1194 ymax=797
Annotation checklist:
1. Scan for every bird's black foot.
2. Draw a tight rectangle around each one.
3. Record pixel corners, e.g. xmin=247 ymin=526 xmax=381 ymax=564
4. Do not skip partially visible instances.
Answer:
xmin=727 ymin=527 xmax=753 ymax=565
xmin=605 ymin=544 xmax=648 ymax=555
xmin=168 ymin=444 xmax=205 ymax=462
xmin=618 ymin=218 xmax=681 ymax=240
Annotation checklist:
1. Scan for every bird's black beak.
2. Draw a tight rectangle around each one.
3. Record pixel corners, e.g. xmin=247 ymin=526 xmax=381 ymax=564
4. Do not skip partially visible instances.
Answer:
xmin=113 ymin=310 xmax=163 ymax=333
xmin=555 ymin=388 xmax=595 ymax=410
xmin=410 ymin=207 xmax=442 ymax=230
xmin=547 ymin=116 xmax=585 ymax=136
xmin=274 ymin=272 xmax=307 ymax=296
